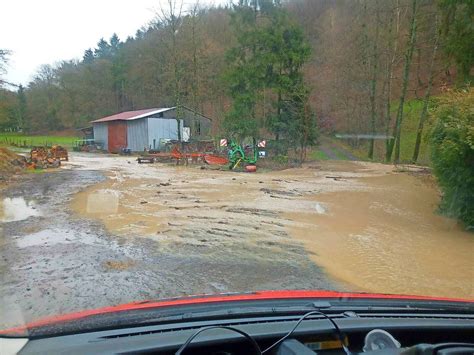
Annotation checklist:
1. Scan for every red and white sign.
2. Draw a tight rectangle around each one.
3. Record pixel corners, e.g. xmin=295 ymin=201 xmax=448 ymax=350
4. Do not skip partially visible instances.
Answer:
xmin=219 ymin=138 xmax=228 ymax=147
xmin=257 ymin=140 xmax=266 ymax=148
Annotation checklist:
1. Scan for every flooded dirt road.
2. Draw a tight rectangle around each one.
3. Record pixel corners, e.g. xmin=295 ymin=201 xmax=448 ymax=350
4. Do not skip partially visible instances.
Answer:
xmin=0 ymin=154 xmax=335 ymax=328
xmin=286 ymin=169 xmax=473 ymax=298
xmin=1 ymin=153 xmax=472 ymax=328
xmin=69 ymin=155 xmax=472 ymax=299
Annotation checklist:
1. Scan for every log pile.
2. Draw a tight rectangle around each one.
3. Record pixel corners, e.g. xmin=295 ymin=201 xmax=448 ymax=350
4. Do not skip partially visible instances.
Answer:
xmin=28 ymin=146 xmax=67 ymax=169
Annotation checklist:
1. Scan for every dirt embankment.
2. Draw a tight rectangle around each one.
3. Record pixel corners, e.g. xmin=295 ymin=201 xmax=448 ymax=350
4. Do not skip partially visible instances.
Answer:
xmin=0 ymin=147 xmax=26 ymax=184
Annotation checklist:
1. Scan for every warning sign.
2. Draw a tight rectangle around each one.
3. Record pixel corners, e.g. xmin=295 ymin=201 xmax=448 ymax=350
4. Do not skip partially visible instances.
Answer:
xmin=220 ymin=138 xmax=228 ymax=147
xmin=257 ymin=140 xmax=266 ymax=148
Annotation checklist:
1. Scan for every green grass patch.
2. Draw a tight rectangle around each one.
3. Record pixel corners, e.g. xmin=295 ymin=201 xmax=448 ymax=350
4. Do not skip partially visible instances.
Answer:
xmin=331 ymin=139 xmax=368 ymax=161
xmin=332 ymin=148 xmax=349 ymax=160
xmin=309 ymin=149 xmax=330 ymax=160
xmin=25 ymin=169 xmax=48 ymax=174
xmin=397 ymin=99 xmax=433 ymax=165
xmin=332 ymin=97 xmax=435 ymax=165
xmin=0 ymin=133 xmax=79 ymax=148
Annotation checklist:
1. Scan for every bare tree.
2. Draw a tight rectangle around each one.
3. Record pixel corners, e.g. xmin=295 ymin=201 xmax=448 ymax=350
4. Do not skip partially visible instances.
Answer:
xmin=368 ymin=0 xmax=381 ymax=159
xmin=156 ymin=0 xmax=184 ymax=141
xmin=0 ymin=49 xmax=12 ymax=86
xmin=189 ymin=1 xmax=202 ymax=137
xmin=388 ymin=0 xmax=419 ymax=163
xmin=412 ymin=13 xmax=439 ymax=163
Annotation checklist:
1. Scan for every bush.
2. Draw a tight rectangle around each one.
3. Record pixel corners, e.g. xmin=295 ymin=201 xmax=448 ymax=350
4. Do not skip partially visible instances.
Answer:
xmin=430 ymin=89 xmax=474 ymax=229
xmin=273 ymin=154 xmax=289 ymax=165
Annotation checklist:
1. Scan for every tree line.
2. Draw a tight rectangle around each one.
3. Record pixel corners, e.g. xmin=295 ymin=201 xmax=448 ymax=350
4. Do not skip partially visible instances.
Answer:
xmin=0 ymin=0 xmax=472 ymax=163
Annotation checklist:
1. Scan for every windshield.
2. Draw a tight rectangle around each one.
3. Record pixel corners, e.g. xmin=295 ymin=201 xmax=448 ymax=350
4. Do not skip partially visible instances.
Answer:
xmin=0 ymin=0 xmax=472 ymax=335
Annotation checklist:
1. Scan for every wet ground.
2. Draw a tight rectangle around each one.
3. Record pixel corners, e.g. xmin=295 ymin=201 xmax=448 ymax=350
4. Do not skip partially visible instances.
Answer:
xmin=1 ymin=153 xmax=472 ymax=328
xmin=0 ymin=154 xmax=335 ymax=328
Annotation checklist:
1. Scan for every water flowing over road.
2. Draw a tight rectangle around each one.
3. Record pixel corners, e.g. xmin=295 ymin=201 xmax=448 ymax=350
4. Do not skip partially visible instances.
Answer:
xmin=1 ymin=153 xmax=472 ymax=328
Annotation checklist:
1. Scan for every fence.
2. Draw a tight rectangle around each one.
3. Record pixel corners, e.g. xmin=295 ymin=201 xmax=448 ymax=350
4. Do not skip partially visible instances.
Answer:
xmin=1 ymin=137 xmax=55 ymax=148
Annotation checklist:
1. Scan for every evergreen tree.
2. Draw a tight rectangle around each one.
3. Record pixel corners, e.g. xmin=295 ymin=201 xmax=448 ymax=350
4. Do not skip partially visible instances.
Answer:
xmin=438 ymin=0 xmax=474 ymax=83
xmin=83 ymin=48 xmax=94 ymax=64
xmin=110 ymin=33 xmax=121 ymax=56
xmin=94 ymin=38 xmax=111 ymax=58
xmin=225 ymin=0 xmax=316 ymax=159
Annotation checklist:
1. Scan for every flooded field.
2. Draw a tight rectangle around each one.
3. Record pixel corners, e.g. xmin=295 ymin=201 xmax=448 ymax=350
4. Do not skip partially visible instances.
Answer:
xmin=70 ymin=155 xmax=473 ymax=299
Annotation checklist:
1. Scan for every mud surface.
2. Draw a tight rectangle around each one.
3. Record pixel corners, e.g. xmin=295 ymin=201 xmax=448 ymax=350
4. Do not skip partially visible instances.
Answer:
xmin=1 ymin=153 xmax=472 ymax=329
xmin=0 ymin=155 xmax=336 ymax=328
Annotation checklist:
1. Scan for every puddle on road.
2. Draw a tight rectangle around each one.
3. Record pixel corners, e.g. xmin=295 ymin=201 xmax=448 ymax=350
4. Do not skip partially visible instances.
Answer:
xmin=287 ymin=173 xmax=474 ymax=299
xmin=85 ymin=190 xmax=119 ymax=214
xmin=0 ymin=197 xmax=41 ymax=222
xmin=72 ymin=179 xmax=170 ymax=236
xmin=15 ymin=229 xmax=99 ymax=248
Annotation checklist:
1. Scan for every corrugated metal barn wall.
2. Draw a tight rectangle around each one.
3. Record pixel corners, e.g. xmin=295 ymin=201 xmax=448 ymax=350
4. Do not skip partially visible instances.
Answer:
xmin=147 ymin=117 xmax=181 ymax=149
xmin=127 ymin=118 xmax=148 ymax=151
xmin=92 ymin=123 xmax=108 ymax=151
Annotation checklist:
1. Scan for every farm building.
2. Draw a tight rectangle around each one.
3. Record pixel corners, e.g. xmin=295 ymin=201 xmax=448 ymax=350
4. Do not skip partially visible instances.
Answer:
xmin=91 ymin=107 xmax=211 ymax=153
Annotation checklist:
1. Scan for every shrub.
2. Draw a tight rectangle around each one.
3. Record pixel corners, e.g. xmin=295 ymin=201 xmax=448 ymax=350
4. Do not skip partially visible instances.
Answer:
xmin=430 ymin=89 xmax=474 ymax=229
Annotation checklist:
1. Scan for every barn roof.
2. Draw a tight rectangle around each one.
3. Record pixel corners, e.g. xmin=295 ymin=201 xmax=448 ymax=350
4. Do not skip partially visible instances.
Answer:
xmin=91 ymin=107 xmax=174 ymax=123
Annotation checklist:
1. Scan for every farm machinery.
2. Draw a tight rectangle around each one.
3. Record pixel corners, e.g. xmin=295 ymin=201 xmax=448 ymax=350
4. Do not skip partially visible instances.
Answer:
xmin=135 ymin=138 xmax=265 ymax=172
xmin=226 ymin=138 xmax=259 ymax=171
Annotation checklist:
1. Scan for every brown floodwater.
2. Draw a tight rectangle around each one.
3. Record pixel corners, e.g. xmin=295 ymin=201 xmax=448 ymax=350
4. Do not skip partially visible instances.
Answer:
xmin=70 ymin=157 xmax=473 ymax=299
xmin=286 ymin=172 xmax=473 ymax=299
xmin=72 ymin=178 xmax=170 ymax=236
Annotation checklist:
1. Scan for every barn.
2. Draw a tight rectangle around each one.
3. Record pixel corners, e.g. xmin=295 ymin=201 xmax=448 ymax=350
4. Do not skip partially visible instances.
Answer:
xmin=91 ymin=107 xmax=211 ymax=153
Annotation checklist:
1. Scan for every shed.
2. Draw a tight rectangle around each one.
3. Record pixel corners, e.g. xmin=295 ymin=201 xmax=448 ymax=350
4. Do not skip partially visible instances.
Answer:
xmin=91 ymin=107 xmax=211 ymax=153
xmin=77 ymin=126 xmax=94 ymax=140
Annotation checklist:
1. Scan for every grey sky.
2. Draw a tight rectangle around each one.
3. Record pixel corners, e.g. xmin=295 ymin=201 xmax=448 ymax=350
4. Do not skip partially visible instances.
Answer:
xmin=1 ymin=0 xmax=224 ymax=86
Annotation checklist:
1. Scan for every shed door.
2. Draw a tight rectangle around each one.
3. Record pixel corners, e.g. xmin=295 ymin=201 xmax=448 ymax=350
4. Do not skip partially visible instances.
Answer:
xmin=108 ymin=121 xmax=127 ymax=153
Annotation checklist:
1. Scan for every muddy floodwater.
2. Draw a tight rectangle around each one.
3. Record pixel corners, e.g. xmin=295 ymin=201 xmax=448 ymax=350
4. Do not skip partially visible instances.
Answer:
xmin=287 ymin=173 xmax=473 ymax=298
xmin=71 ymin=156 xmax=473 ymax=299
xmin=1 ymin=154 xmax=472 ymax=328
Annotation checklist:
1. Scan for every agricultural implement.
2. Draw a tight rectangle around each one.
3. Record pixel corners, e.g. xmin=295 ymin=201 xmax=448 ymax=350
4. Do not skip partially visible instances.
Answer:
xmin=226 ymin=138 xmax=259 ymax=171
xmin=135 ymin=139 xmax=263 ymax=171
xmin=137 ymin=141 xmax=226 ymax=166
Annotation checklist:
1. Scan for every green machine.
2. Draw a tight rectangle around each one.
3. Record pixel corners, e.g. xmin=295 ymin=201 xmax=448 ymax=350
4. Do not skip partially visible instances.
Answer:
xmin=227 ymin=138 xmax=259 ymax=170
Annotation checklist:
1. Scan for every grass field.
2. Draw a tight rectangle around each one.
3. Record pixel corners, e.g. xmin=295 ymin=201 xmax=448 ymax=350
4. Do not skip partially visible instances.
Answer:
xmin=0 ymin=133 xmax=79 ymax=149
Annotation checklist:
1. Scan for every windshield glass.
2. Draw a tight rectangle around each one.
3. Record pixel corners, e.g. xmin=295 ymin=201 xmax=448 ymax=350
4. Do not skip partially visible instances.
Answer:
xmin=0 ymin=0 xmax=472 ymax=334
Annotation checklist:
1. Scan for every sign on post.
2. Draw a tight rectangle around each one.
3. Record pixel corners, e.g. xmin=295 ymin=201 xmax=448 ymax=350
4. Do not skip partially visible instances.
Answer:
xmin=257 ymin=140 xmax=266 ymax=148
xmin=220 ymin=138 xmax=228 ymax=147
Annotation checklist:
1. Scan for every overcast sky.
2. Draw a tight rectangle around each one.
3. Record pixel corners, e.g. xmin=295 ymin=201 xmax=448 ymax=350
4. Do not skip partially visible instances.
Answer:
xmin=1 ymin=0 xmax=224 ymax=86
